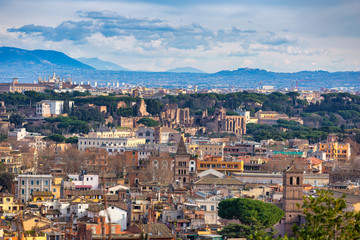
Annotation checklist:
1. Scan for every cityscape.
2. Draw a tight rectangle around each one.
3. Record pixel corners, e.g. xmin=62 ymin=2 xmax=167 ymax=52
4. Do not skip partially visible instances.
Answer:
xmin=0 ymin=0 xmax=360 ymax=240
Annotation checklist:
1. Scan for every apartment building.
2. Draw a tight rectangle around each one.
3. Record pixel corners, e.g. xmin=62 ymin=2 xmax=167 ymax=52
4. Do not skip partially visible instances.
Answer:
xmin=318 ymin=135 xmax=351 ymax=162
xmin=189 ymin=142 xmax=225 ymax=158
xmin=78 ymin=128 xmax=145 ymax=151
xmin=17 ymin=174 xmax=52 ymax=202
xmin=0 ymin=146 xmax=22 ymax=174
xmin=36 ymin=100 xmax=74 ymax=116
xmin=197 ymin=155 xmax=244 ymax=175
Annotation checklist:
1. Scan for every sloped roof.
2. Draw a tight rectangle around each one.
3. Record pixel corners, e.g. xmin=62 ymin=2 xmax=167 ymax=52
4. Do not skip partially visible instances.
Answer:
xmin=32 ymin=191 xmax=54 ymax=197
xmin=176 ymin=137 xmax=188 ymax=156
xmin=136 ymin=223 xmax=175 ymax=239
xmin=283 ymin=162 xmax=304 ymax=173
xmin=197 ymin=169 xmax=224 ymax=179
xmin=194 ymin=178 xmax=243 ymax=185
xmin=87 ymin=203 xmax=127 ymax=212
xmin=308 ymin=157 xmax=324 ymax=165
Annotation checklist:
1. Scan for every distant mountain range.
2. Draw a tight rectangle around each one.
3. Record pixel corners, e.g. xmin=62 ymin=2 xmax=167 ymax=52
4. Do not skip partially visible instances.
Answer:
xmin=0 ymin=46 xmax=93 ymax=70
xmin=0 ymin=46 xmax=360 ymax=90
xmin=77 ymin=57 xmax=129 ymax=71
xmin=166 ymin=67 xmax=205 ymax=73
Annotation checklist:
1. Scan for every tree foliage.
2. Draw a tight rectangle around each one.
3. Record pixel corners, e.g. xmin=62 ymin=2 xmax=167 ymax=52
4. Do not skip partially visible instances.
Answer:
xmin=218 ymin=198 xmax=284 ymax=229
xmin=45 ymin=116 xmax=90 ymax=134
xmin=70 ymin=108 xmax=104 ymax=123
xmin=0 ymin=172 xmax=14 ymax=192
xmin=9 ymin=114 xmax=24 ymax=127
xmin=45 ymin=134 xmax=66 ymax=143
xmin=137 ymin=118 xmax=160 ymax=127
xmin=293 ymin=189 xmax=360 ymax=240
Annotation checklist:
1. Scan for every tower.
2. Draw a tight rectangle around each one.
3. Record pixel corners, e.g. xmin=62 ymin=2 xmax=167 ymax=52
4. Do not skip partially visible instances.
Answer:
xmin=174 ymin=137 xmax=190 ymax=186
xmin=282 ymin=162 xmax=304 ymax=236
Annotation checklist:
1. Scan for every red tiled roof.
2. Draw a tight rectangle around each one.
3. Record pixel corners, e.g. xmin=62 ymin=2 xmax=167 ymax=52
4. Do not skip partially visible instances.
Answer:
xmin=308 ymin=157 xmax=324 ymax=165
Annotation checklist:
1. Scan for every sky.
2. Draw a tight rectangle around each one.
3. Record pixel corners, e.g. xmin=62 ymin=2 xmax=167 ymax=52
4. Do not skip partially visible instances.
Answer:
xmin=0 ymin=0 xmax=359 ymax=73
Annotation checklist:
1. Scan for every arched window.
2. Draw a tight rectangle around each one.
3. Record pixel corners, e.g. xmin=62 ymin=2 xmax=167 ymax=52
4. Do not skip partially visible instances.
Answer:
xmin=153 ymin=160 xmax=159 ymax=169
xmin=162 ymin=160 xmax=168 ymax=169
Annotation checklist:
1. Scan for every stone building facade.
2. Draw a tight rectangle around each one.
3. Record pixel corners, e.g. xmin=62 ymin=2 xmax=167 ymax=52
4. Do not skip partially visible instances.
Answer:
xmin=173 ymin=137 xmax=191 ymax=187
xmin=282 ymin=163 xmax=304 ymax=236
xmin=160 ymin=104 xmax=193 ymax=128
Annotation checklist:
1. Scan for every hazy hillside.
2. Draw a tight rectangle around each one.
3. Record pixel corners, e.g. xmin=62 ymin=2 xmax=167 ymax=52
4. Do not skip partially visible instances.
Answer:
xmin=0 ymin=47 xmax=360 ymax=90
xmin=0 ymin=47 xmax=94 ymax=70
xmin=77 ymin=57 xmax=128 ymax=71
xmin=166 ymin=67 xmax=205 ymax=73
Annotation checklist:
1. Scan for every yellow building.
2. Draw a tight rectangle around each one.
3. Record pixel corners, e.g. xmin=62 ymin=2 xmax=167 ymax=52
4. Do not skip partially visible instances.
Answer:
xmin=131 ymin=199 xmax=150 ymax=224
xmin=197 ymin=156 xmax=244 ymax=175
xmin=66 ymin=190 xmax=103 ymax=202
xmin=52 ymin=177 xmax=62 ymax=199
xmin=31 ymin=191 xmax=54 ymax=202
xmin=189 ymin=142 xmax=225 ymax=158
xmin=254 ymin=110 xmax=278 ymax=119
xmin=0 ymin=146 xmax=22 ymax=173
xmin=0 ymin=193 xmax=23 ymax=213
xmin=319 ymin=141 xmax=351 ymax=163
xmin=21 ymin=215 xmax=52 ymax=231
xmin=3 ymin=234 xmax=47 ymax=240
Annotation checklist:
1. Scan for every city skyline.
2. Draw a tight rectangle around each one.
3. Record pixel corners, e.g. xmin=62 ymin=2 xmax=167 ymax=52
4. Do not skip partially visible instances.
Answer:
xmin=0 ymin=0 xmax=359 ymax=73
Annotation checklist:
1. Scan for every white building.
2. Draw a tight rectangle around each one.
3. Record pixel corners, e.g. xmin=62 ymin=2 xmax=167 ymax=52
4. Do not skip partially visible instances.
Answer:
xmin=36 ymin=100 xmax=74 ymax=116
xmin=78 ymin=127 xmax=146 ymax=151
xmin=136 ymin=126 xmax=155 ymax=144
xmin=87 ymin=204 xmax=128 ymax=231
xmin=235 ymin=109 xmax=251 ymax=123
xmin=195 ymin=198 xmax=220 ymax=225
xmin=107 ymin=184 xmax=129 ymax=195
xmin=68 ymin=174 xmax=99 ymax=190
xmin=8 ymin=128 xmax=27 ymax=140
xmin=17 ymin=174 xmax=52 ymax=202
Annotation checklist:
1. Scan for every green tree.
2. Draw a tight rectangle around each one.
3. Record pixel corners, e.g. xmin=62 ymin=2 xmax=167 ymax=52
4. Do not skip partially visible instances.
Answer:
xmin=293 ymin=189 xmax=360 ymax=240
xmin=45 ymin=134 xmax=66 ymax=143
xmin=137 ymin=118 xmax=160 ymax=127
xmin=286 ymin=92 xmax=300 ymax=105
xmin=24 ymin=90 xmax=39 ymax=107
xmin=66 ymin=136 xmax=79 ymax=144
xmin=0 ymin=172 xmax=14 ymax=192
xmin=218 ymin=198 xmax=284 ymax=238
xmin=9 ymin=114 xmax=24 ymax=127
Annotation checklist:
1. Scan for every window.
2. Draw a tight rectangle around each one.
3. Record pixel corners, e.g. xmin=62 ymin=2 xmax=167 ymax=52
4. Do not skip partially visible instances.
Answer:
xmin=45 ymin=180 xmax=49 ymax=186
xmin=211 ymin=205 xmax=215 ymax=211
xmin=21 ymin=189 xmax=24 ymax=194
xmin=31 ymin=180 xmax=34 ymax=185
xmin=53 ymin=188 xmax=56 ymax=192
xmin=36 ymin=180 xmax=39 ymax=185
xmin=21 ymin=180 xmax=24 ymax=185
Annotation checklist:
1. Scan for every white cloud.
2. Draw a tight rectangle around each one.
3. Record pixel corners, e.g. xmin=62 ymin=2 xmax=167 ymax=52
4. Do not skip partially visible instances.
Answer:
xmin=0 ymin=0 xmax=359 ymax=72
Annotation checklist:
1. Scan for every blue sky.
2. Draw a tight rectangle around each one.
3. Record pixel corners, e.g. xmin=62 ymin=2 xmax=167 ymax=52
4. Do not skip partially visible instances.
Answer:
xmin=0 ymin=0 xmax=359 ymax=72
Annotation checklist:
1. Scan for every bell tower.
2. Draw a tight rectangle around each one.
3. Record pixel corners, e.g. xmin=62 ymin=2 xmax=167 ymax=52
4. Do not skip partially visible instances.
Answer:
xmin=283 ymin=162 xmax=304 ymax=236
xmin=174 ymin=137 xmax=190 ymax=186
